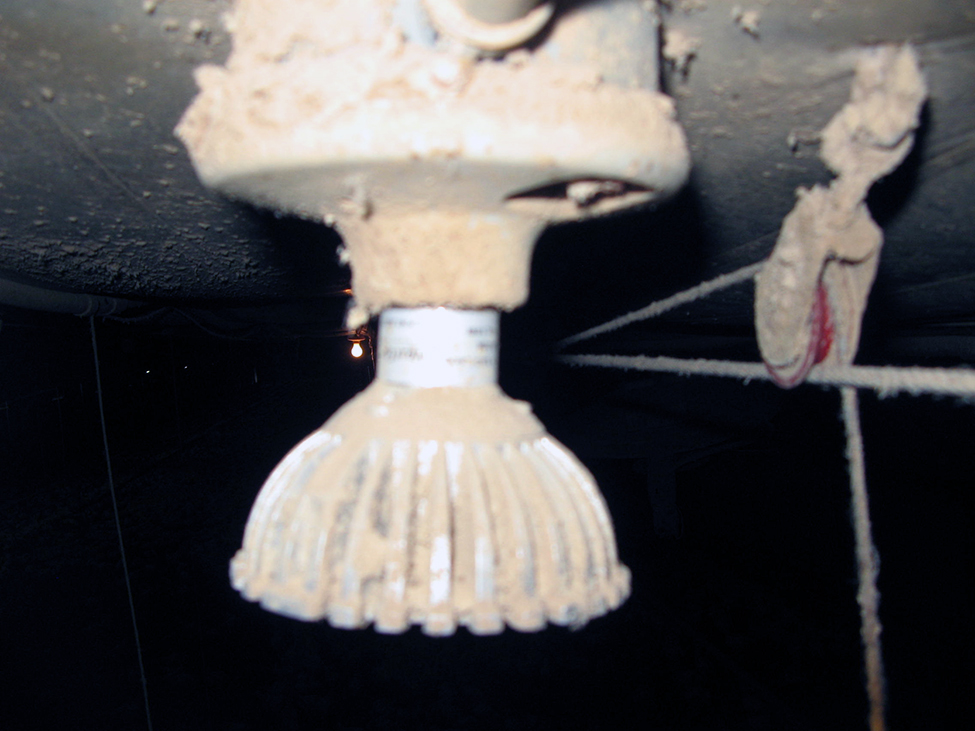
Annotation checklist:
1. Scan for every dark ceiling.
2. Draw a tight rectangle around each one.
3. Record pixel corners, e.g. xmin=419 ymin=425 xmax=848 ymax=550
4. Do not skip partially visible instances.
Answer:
xmin=1 ymin=0 xmax=973 ymax=354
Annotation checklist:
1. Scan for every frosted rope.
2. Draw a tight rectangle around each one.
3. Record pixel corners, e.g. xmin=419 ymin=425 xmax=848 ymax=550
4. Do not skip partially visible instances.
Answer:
xmin=559 ymin=354 xmax=975 ymax=398
xmin=841 ymin=387 xmax=887 ymax=731
xmin=556 ymin=258 xmax=967 ymax=731
xmin=557 ymin=261 xmax=764 ymax=349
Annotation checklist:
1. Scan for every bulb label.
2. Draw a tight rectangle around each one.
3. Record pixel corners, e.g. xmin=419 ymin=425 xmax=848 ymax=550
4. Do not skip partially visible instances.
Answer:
xmin=378 ymin=308 xmax=500 ymax=388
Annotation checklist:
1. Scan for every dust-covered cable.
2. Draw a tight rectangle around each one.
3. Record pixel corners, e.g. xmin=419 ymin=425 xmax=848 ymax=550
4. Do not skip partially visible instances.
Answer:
xmin=559 ymin=354 xmax=975 ymax=399
xmin=841 ymin=386 xmax=887 ymax=731
xmin=557 ymin=261 xmax=764 ymax=349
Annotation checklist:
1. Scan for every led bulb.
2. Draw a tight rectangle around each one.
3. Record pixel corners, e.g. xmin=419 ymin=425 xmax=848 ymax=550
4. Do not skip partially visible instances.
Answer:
xmin=231 ymin=307 xmax=630 ymax=635
xmin=351 ymin=341 xmax=364 ymax=358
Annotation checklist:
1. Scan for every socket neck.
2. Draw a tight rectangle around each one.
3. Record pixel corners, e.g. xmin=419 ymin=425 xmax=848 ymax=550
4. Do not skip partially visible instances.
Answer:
xmin=377 ymin=307 xmax=500 ymax=388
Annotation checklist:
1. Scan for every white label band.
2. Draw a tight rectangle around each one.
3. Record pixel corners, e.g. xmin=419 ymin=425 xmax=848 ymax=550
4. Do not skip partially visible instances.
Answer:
xmin=377 ymin=308 xmax=500 ymax=388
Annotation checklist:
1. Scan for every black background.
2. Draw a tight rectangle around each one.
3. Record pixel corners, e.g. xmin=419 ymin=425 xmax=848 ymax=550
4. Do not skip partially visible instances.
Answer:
xmin=1 ymin=301 xmax=971 ymax=731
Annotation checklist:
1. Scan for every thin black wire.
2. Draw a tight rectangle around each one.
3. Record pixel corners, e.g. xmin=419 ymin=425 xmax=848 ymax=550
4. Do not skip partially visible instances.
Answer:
xmin=90 ymin=316 xmax=153 ymax=731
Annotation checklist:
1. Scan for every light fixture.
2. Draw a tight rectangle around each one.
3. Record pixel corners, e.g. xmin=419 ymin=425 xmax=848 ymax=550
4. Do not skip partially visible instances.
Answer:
xmin=348 ymin=329 xmax=367 ymax=359
xmin=177 ymin=0 xmax=690 ymax=633
xmin=231 ymin=306 xmax=631 ymax=634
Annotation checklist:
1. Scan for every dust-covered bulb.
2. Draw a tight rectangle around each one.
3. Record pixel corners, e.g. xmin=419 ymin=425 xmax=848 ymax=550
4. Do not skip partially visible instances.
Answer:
xmin=230 ymin=307 xmax=630 ymax=635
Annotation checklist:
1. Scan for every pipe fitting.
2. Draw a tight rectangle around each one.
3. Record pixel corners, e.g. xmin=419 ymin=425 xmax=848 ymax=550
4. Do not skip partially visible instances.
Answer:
xmin=454 ymin=0 xmax=548 ymax=24
xmin=422 ymin=0 xmax=555 ymax=51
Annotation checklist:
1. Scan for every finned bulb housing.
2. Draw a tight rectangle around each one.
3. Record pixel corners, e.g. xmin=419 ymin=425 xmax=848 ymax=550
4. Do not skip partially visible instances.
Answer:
xmin=230 ymin=308 xmax=630 ymax=635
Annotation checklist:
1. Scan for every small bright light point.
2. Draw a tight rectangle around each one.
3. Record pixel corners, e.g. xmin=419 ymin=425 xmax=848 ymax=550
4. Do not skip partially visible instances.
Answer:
xmin=351 ymin=342 xmax=364 ymax=358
